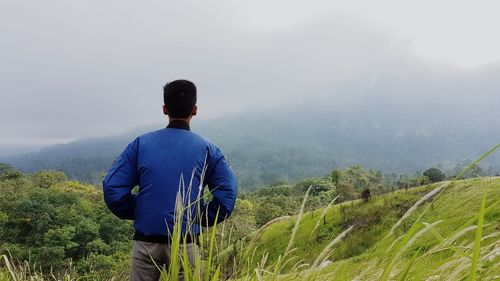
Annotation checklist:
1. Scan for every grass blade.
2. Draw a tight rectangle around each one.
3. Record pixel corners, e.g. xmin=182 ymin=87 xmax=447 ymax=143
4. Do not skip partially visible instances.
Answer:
xmin=469 ymin=184 xmax=486 ymax=281
xmin=399 ymin=246 xmax=422 ymax=281
xmin=1 ymin=255 xmax=18 ymax=281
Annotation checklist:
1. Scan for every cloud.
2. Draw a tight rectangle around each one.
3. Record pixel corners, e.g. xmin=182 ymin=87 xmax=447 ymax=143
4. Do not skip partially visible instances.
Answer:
xmin=0 ymin=1 xmax=499 ymax=146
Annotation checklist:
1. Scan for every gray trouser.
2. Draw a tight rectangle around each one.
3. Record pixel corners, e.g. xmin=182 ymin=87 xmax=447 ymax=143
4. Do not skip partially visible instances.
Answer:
xmin=130 ymin=240 xmax=200 ymax=281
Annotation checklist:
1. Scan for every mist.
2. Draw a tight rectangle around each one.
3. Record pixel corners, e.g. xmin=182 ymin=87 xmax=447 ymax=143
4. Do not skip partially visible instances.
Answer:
xmin=1 ymin=1 xmax=499 ymax=149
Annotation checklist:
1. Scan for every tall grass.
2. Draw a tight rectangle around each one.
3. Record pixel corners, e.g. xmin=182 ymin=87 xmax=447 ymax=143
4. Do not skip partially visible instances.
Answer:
xmin=379 ymin=144 xmax=500 ymax=280
xmin=156 ymin=168 xmax=223 ymax=281
xmin=469 ymin=184 xmax=486 ymax=281
xmin=0 ymin=253 xmax=80 ymax=281
xmin=237 ymin=144 xmax=499 ymax=281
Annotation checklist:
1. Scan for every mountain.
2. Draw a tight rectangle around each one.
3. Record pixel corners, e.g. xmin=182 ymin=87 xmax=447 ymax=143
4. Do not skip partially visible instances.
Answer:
xmin=3 ymin=106 xmax=499 ymax=189
xmin=2 ymin=66 xmax=500 ymax=189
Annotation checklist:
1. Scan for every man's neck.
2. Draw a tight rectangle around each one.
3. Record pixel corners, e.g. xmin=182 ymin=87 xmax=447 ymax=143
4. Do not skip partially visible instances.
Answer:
xmin=167 ymin=118 xmax=191 ymax=131
xmin=168 ymin=118 xmax=190 ymax=125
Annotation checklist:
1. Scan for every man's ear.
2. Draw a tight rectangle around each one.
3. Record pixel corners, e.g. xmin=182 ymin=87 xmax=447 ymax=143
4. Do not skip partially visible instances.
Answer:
xmin=163 ymin=105 xmax=169 ymax=116
xmin=191 ymin=106 xmax=198 ymax=116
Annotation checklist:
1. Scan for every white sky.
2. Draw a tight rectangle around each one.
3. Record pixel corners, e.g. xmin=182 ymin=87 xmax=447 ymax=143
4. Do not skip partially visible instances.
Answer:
xmin=0 ymin=0 xmax=499 ymax=146
xmin=234 ymin=0 xmax=500 ymax=69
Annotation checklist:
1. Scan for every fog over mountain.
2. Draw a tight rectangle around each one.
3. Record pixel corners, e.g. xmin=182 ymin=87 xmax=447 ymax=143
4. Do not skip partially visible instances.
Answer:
xmin=1 ymin=1 xmax=499 ymax=188
xmin=1 ymin=1 xmax=500 ymax=144
xmin=4 ymin=77 xmax=500 ymax=188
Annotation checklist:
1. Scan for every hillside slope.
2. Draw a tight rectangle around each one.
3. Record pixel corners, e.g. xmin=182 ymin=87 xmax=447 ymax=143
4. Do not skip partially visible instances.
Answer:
xmin=236 ymin=177 xmax=500 ymax=280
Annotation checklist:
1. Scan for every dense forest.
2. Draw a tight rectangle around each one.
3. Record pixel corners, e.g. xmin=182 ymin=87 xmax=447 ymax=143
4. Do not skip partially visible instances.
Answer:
xmin=0 ymin=164 xmax=132 ymax=279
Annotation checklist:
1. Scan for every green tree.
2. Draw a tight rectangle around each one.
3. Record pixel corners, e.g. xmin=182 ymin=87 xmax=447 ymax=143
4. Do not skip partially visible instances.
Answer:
xmin=86 ymin=238 xmax=112 ymax=255
xmin=330 ymin=169 xmax=341 ymax=185
xmin=298 ymin=178 xmax=333 ymax=196
xmin=337 ymin=181 xmax=355 ymax=200
xmin=0 ymin=170 xmax=133 ymax=277
xmin=0 ymin=162 xmax=14 ymax=175
xmin=423 ymin=167 xmax=445 ymax=183
xmin=33 ymin=170 xmax=68 ymax=188
xmin=219 ymin=199 xmax=257 ymax=244
xmin=255 ymin=195 xmax=297 ymax=226
xmin=0 ymin=166 xmax=23 ymax=180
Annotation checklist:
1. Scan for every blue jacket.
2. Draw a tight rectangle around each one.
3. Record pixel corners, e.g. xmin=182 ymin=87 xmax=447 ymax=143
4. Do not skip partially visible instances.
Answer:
xmin=103 ymin=121 xmax=237 ymax=242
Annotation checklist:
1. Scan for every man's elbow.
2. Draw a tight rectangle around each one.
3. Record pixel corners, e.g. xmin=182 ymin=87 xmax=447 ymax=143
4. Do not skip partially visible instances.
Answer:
xmin=222 ymin=182 xmax=237 ymax=219
xmin=225 ymin=178 xmax=237 ymax=215
xmin=111 ymin=208 xmax=135 ymax=220
xmin=106 ymin=198 xmax=136 ymax=220
xmin=102 ymin=180 xmax=115 ymax=211
xmin=102 ymin=181 xmax=135 ymax=220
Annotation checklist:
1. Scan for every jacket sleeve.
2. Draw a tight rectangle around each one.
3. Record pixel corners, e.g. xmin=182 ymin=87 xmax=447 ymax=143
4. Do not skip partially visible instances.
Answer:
xmin=102 ymin=138 xmax=139 ymax=220
xmin=201 ymin=145 xmax=237 ymax=227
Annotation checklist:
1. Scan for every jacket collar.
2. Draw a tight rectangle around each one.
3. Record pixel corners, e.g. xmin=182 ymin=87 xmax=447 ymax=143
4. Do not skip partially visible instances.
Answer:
xmin=167 ymin=120 xmax=190 ymax=131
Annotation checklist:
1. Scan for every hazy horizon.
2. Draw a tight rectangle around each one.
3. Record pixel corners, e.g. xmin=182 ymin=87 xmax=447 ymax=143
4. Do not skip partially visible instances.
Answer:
xmin=1 ymin=0 xmax=500 ymax=150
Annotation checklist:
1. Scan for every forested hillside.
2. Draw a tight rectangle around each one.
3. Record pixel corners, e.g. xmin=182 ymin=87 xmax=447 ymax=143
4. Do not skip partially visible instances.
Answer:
xmin=0 ymin=166 xmax=133 ymax=279
xmin=3 ymin=96 xmax=500 ymax=189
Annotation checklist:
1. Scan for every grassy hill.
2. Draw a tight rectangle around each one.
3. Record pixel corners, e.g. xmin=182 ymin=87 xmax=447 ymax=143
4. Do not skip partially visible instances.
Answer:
xmin=230 ymin=177 xmax=500 ymax=280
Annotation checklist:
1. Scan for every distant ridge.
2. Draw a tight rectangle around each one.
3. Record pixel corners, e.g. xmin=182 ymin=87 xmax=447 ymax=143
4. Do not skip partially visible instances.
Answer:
xmin=2 ymin=99 xmax=500 ymax=189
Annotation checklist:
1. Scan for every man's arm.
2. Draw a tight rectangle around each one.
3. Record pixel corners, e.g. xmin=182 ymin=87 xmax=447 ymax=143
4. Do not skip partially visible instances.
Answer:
xmin=103 ymin=138 xmax=139 ymax=220
xmin=201 ymin=145 xmax=237 ymax=227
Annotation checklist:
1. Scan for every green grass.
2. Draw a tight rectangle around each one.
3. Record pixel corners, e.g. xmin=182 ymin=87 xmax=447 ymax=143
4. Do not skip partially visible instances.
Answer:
xmin=232 ymin=144 xmax=500 ymax=280
xmin=243 ymin=184 xmax=435 ymax=269
xmin=235 ymin=177 xmax=499 ymax=280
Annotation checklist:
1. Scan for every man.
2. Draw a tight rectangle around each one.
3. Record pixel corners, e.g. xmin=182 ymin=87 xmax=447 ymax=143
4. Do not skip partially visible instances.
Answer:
xmin=103 ymin=79 xmax=237 ymax=281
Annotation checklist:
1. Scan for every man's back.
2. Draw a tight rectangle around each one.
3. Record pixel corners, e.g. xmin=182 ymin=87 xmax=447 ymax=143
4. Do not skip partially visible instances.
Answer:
xmin=103 ymin=121 xmax=237 ymax=242
xmin=103 ymin=79 xmax=237 ymax=280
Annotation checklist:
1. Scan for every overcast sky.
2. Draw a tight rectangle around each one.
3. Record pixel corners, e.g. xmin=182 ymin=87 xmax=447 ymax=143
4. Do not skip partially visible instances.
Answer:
xmin=1 ymin=0 xmax=499 ymax=147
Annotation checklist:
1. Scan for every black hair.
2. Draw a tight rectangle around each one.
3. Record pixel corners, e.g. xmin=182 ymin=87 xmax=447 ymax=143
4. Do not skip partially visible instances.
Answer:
xmin=163 ymin=79 xmax=197 ymax=118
